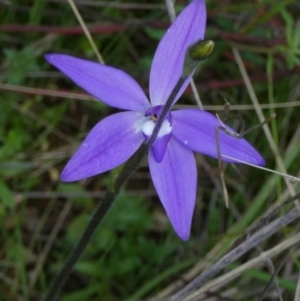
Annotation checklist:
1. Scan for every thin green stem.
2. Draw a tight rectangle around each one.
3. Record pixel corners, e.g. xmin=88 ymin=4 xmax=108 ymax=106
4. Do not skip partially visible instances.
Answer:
xmin=43 ymin=75 xmax=187 ymax=301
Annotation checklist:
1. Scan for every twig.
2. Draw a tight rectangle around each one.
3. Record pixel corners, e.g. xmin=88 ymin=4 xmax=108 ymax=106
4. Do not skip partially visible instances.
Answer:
xmin=49 ymin=0 xmax=166 ymax=10
xmin=294 ymin=272 xmax=300 ymax=301
xmin=168 ymin=204 xmax=300 ymax=301
xmin=182 ymin=232 xmax=300 ymax=301
xmin=148 ymin=192 xmax=300 ymax=301
xmin=257 ymin=246 xmax=291 ymax=301
xmin=13 ymin=190 xmax=154 ymax=200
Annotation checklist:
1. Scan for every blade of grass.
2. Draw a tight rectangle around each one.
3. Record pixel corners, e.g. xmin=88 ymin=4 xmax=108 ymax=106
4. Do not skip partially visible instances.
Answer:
xmin=232 ymin=47 xmax=297 ymax=200
xmin=66 ymin=0 xmax=104 ymax=64
xmin=29 ymin=200 xmax=72 ymax=292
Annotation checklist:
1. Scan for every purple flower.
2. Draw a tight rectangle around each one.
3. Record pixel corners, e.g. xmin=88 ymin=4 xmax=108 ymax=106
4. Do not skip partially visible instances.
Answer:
xmin=45 ymin=0 xmax=265 ymax=240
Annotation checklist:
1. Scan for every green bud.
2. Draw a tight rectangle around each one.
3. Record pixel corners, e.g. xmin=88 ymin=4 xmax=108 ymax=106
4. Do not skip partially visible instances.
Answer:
xmin=183 ymin=39 xmax=214 ymax=77
xmin=189 ymin=40 xmax=214 ymax=61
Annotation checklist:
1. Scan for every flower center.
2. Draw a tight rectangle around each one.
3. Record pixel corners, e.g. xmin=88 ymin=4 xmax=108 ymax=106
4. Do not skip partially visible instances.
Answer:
xmin=142 ymin=105 xmax=172 ymax=139
xmin=151 ymin=114 xmax=158 ymax=122
xmin=141 ymin=105 xmax=172 ymax=162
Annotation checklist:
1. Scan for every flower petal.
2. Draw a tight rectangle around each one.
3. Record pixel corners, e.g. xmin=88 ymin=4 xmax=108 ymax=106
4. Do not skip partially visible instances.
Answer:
xmin=149 ymin=137 xmax=197 ymax=240
xmin=172 ymin=109 xmax=265 ymax=165
xmin=61 ymin=111 xmax=146 ymax=181
xmin=45 ymin=54 xmax=150 ymax=111
xmin=149 ymin=0 xmax=206 ymax=106
xmin=151 ymin=132 xmax=172 ymax=162
xmin=142 ymin=114 xmax=172 ymax=162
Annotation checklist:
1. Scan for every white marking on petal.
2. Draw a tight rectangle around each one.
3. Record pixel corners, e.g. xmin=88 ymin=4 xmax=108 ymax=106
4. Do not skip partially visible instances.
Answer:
xmin=142 ymin=118 xmax=172 ymax=138
xmin=133 ymin=114 xmax=147 ymax=133
xmin=142 ymin=119 xmax=155 ymax=136
xmin=158 ymin=120 xmax=172 ymax=137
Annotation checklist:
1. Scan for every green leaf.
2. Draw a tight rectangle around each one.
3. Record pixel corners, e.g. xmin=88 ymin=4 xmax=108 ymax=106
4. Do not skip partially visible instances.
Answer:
xmin=0 ymin=179 xmax=14 ymax=209
xmin=280 ymin=8 xmax=293 ymax=46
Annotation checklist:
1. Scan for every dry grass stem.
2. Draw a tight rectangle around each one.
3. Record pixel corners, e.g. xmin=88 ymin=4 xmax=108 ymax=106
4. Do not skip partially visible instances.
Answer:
xmin=1 ymin=83 xmax=299 ymax=111
xmin=66 ymin=0 xmax=104 ymax=64
xmin=168 ymin=204 xmax=300 ymax=301
xmin=182 ymin=232 xmax=300 ymax=301
xmin=29 ymin=201 xmax=73 ymax=291
xmin=294 ymin=272 xmax=300 ymax=301
xmin=232 ymin=47 xmax=297 ymax=200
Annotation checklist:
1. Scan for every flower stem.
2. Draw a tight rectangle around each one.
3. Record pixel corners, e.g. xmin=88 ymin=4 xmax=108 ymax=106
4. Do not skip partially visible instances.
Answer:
xmin=42 ymin=190 xmax=116 ymax=301
xmin=147 ymin=75 xmax=187 ymax=146
xmin=42 ymin=76 xmax=186 ymax=301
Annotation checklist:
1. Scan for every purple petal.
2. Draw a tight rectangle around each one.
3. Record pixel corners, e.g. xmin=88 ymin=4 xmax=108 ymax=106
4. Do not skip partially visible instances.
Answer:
xmin=149 ymin=0 xmax=206 ymax=106
xmin=149 ymin=137 xmax=197 ymax=240
xmin=172 ymin=109 xmax=265 ymax=165
xmin=45 ymin=54 xmax=150 ymax=111
xmin=151 ymin=132 xmax=172 ymax=162
xmin=61 ymin=111 xmax=145 ymax=181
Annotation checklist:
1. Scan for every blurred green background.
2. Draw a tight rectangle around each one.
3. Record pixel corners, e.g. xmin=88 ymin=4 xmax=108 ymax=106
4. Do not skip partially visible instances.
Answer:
xmin=0 ymin=0 xmax=300 ymax=300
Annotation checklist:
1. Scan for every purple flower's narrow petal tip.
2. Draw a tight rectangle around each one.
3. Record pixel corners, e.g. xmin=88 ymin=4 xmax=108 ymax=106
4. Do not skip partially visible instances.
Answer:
xmin=151 ymin=132 xmax=172 ymax=162
xmin=172 ymin=109 xmax=265 ymax=166
xmin=150 ymin=0 xmax=206 ymax=106
xmin=60 ymin=112 xmax=145 ymax=182
xmin=45 ymin=53 xmax=150 ymax=111
xmin=252 ymin=152 xmax=265 ymax=166
xmin=44 ymin=53 xmax=52 ymax=61
xmin=260 ymin=157 xmax=266 ymax=166
xmin=60 ymin=168 xmax=73 ymax=182
xmin=149 ymin=138 xmax=197 ymax=240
